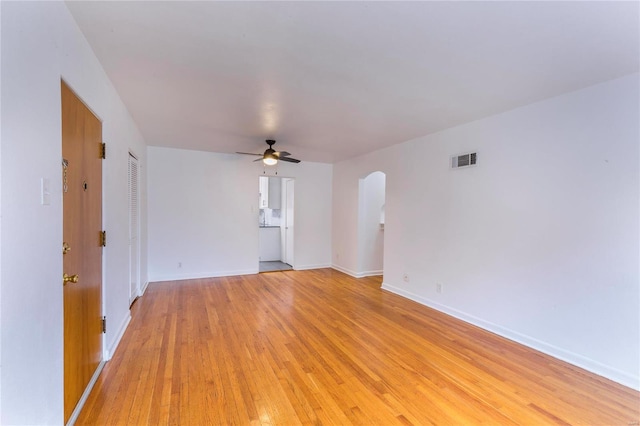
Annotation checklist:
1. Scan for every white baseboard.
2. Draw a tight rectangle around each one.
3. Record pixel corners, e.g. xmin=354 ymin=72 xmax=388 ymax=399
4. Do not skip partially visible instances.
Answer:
xmin=66 ymin=360 xmax=105 ymax=426
xmin=381 ymin=282 xmax=640 ymax=391
xmin=331 ymin=265 xmax=382 ymax=278
xmin=360 ymin=269 xmax=383 ymax=277
xmin=140 ymin=280 xmax=149 ymax=296
xmin=105 ymin=313 xmax=131 ymax=360
xmin=149 ymin=269 xmax=258 ymax=283
xmin=331 ymin=264 xmax=359 ymax=277
xmin=294 ymin=263 xmax=331 ymax=271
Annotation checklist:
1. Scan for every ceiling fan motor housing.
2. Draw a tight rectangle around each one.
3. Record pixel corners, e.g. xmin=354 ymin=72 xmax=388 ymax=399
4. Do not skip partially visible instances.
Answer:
xmin=236 ymin=139 xmax=301 ymax=164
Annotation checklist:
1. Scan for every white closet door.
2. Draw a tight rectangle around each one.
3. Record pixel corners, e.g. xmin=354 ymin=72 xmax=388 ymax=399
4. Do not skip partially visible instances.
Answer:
xmin=128 ymin=153 xmax=140 ymax=304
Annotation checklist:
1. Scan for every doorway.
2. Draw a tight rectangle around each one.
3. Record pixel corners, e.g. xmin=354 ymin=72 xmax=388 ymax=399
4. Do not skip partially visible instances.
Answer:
xmin=62 ymin=81 xmax=104 ymax=423
xmin=258 ymin=176 xmax=294 ymax=272
xmin=357 ymin=171 xmax=386 ymax=277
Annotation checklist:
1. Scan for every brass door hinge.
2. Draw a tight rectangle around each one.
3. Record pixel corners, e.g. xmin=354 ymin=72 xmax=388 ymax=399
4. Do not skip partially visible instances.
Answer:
xmin=100 ymin=142 xmax=106 ymax=159
xmin=99 ymin=231 xmax=106 ymax=247
xmin=102 ymin=316 xmax=106 ymax=334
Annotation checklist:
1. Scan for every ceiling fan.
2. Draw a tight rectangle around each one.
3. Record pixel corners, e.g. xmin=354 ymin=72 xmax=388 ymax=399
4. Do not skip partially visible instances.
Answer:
xmin=236 ymin=140 xmax=301 ymax=165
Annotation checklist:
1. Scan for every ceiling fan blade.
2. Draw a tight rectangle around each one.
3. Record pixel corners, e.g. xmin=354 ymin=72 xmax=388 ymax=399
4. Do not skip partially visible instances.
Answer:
xmin=275 ymin=151 xmax=291 ymax=157
xmin=253 ymin=158 xmax=264 ymax=162
xmin=279 ymin=156 xmax=301 ymax=163
xmin=236 ymin=152 xmax=263 ymax=156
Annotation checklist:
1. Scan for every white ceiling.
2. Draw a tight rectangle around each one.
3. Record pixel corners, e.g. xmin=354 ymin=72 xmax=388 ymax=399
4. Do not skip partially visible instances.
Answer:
xmin=66 ymin=1 xmax=639 ymax=163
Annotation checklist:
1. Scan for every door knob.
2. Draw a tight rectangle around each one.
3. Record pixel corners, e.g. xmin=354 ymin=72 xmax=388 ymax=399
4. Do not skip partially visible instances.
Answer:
xmin=63 ymin=273 xmax=79 ymax=285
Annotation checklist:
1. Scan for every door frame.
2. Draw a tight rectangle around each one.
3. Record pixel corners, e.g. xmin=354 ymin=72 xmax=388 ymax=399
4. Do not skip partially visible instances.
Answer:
xmin=256 ymin=175 xmax=295 ymax=269
xmin=61 ymin=79 xmax=107 ymax=425
xmin=282 ymin=178 xmax=295 ymax=267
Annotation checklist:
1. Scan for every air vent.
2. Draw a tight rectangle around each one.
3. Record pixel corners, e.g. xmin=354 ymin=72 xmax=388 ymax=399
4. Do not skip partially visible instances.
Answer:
xmin=451 ymin=152 xmax=477 ymax=169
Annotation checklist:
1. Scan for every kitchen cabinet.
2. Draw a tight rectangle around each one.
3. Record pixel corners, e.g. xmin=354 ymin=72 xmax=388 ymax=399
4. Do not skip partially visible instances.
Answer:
xmin=268 ymin=177 xmax=281 ymax=209
xmin=259 ymin=177 xmax=281 ymax=210
xmin=259 ymin=176 xmax=269 ymax=208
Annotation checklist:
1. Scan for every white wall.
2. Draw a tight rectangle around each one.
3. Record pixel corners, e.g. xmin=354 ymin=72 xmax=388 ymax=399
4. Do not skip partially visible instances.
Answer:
xmin=0 ymin=2 xmax=3 ymax=416
xmin=147 ymin=147 xmax=332 ymax=281
xmin=356 ymin=171 xmax=385 ymax=275
xmin=0 ymin=2 xmax=147 ymax=423
xmin=0 ymin=2 xmax=3 ymax=415
xmin=332 ymin=74 xmax=640 ymax=390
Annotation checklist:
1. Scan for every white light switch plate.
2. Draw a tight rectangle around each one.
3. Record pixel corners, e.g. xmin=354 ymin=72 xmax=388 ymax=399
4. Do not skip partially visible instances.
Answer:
xmin=41 ymin=178 xmax=51 ymax=205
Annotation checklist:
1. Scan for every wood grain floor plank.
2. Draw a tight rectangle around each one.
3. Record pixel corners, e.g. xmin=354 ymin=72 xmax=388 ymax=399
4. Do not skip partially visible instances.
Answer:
xmin=77 ymin=269 xmax=639 ymax=425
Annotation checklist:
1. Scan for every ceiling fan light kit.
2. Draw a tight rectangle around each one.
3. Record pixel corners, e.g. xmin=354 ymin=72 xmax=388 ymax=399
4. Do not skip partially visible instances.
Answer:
xmin=263 ymin=155 xmax=278 ymax=166
xmin=237 ymin=139 xmax=301 ymax=165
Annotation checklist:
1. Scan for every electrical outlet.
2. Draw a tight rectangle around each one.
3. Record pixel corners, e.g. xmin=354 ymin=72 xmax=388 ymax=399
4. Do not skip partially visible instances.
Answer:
xmin=403 ymin=273 xmax=410 ymax=283
xmin=436 ymin=283 xmax=443 ymax=293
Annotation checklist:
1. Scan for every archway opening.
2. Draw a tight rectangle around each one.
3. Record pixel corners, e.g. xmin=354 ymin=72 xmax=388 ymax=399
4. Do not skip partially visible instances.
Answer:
xmin=357 ymin=171 xmax=386 ymax=277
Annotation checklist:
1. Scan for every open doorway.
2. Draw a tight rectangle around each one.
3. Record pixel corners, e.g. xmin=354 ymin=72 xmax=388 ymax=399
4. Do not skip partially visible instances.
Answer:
xmin=357 ymin=171 xmax=386 ymax=276
xmin=258 ymin=176 xmax=294 ymax=272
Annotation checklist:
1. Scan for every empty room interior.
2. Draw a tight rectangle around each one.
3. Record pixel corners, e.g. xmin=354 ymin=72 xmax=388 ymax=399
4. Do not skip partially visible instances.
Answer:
xmin=1 ymin=1 xmax=639 ymax=424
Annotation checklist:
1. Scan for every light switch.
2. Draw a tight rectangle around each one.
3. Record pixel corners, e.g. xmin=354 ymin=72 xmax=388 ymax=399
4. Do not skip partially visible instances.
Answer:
xmin=41 ymin=178 xmax=51 ymax=206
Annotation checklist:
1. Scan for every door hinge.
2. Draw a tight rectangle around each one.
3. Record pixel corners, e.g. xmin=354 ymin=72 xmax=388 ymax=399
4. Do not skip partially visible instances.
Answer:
xmin=100 ymin=142 xmax=106 ymax=159
xmin=99 ymin=231 xmax=106 ymax=247
xmin=102 ymin=316 xmax=106 ymax=333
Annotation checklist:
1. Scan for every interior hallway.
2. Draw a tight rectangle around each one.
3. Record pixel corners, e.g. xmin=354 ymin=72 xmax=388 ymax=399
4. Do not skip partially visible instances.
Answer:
xmin=77 ymin=269 xmax=639 ymax=424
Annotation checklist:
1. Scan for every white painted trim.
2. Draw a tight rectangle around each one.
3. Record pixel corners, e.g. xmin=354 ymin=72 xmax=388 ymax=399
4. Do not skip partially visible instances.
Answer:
xmin=140 ymin=280 xmax=149 ymax=296
xmin=149 ymin=269 xmax=259 ymax=283
xmin=359 ymin=269 xmax=383 ymax=277
xmin=331 ymin=265 xmax=382 ymax=278
xmin=331 ymin=264 xmax=360 ymax=277
xmin=66 ymin=360 xmax=106 ymax=426
xmin=381 ymin=283 xmax=640 ymax=391
xmin=105 ymin=313 xmax=131 ymax=361
xmin=294 ymin=263 xmax=332 ymax=271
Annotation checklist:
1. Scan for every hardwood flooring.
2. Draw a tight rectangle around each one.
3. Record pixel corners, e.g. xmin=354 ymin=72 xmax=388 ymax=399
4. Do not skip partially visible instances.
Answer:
xmin=77 ymin=269 xmax=639 ymax=425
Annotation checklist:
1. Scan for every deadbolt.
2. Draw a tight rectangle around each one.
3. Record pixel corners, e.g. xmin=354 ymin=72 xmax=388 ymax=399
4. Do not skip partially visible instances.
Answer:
xmin=63 ymin=242 xmax=70 ymax=255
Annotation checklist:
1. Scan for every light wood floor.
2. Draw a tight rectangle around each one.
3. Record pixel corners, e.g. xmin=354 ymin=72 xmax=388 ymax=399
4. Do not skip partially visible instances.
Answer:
xmin=77 ymin=269 xmax=639 ymax=425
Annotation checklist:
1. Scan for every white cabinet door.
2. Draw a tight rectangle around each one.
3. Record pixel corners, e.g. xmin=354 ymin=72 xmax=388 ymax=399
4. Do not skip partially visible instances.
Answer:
xmin=259 ymin=176 xmax=269 ymax=208
xmin=268 ymin=177 xmax=281 ymax=209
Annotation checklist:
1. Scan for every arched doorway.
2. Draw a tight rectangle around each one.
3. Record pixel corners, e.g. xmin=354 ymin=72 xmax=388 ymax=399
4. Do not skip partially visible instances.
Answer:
xmin=357 ymin=171 xmax=386 ymax=276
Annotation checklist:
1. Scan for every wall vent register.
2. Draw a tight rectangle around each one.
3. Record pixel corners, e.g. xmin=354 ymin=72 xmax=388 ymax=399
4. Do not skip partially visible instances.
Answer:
xmin=451 ymin=152 xmax=477 ymax=169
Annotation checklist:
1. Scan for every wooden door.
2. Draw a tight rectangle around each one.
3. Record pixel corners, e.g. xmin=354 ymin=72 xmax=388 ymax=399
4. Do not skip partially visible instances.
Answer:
xmin=62 ymin=81 xmax=103 ymax=423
